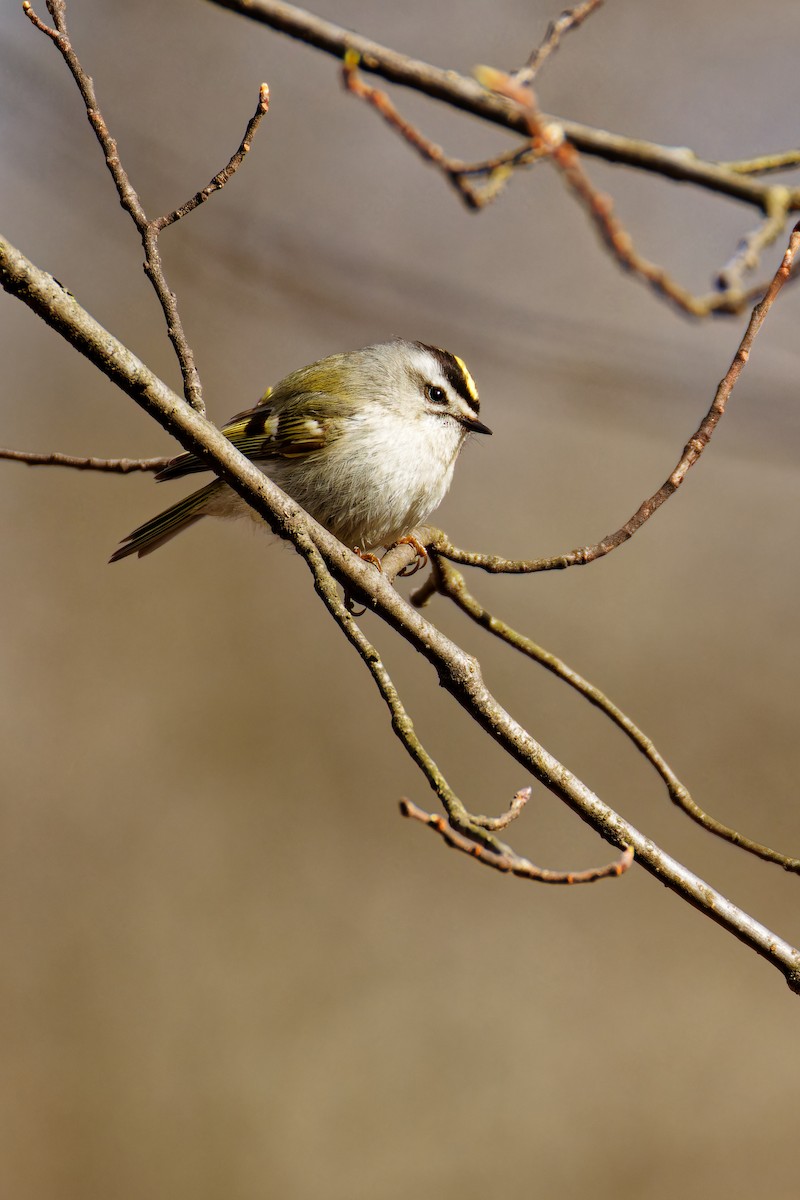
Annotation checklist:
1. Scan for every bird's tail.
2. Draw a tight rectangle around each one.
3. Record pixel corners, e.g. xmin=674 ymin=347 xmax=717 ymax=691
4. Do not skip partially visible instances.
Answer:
xmin=109 ymin=481 xmax=222 ymax=562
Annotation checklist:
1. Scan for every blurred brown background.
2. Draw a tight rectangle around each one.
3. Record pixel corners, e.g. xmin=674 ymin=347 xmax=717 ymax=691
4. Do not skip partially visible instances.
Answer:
xmin=2 ymin=2 xmax=799 ymax=1197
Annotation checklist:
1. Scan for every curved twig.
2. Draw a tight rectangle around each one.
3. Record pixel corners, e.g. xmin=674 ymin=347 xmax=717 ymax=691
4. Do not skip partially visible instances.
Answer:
xmin=430 ymin=554 xmax=800 ymax=874
xmin=399 ymin=798 xmax=633 ymax=882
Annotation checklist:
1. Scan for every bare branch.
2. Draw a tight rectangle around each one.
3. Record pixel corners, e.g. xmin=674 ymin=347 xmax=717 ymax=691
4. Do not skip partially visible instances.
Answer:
xmin=0 ymin=447 xmax=169 ymax=473
xmin=430 ymin=220 xmax=800 ymax=575
xmin=399 ymin=798 xmax=634 ymax=882
xmin=720 ymin=149 xmax=800 ymax=176
xmin=715 ymin=189 xmax=791 ymax=291
xmin=207 ymin=0 xmax=800 ymax=214
xmin=25 ymin=0 xmax=205 ymax=411
xmin=513 ymin=0 xmax=605 ymax=87
xmin=155 ymin=83 xmax=271 ymax=230
xmin=337 ymin=21 xmax=792 ymax=306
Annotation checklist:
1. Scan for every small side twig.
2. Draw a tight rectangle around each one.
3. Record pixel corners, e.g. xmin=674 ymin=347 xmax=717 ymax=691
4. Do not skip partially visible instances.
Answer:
xmin=0 ymin=447 xmax=169 ymax=473
xmin=715 ymin=189 xmax=791 ymax=291
xmin=155 ymin=84 xmax=271 ymax=230
xmin=719 ymin=149 xmax=800 ymax=177
xmin=400 ymin=798 xmax=634 ymax=882
xmin=429 ymin=219 xmax=800 ymax=575
xmin=513 ymin=0 xmax=604 ymax=87
xmin=470 ymin=786 xmax=530 ymax=830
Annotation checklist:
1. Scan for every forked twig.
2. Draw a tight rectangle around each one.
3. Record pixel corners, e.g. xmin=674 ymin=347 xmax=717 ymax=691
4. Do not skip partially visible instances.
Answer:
xmin=209 ymin=0 xmax=800 ymax=214
xmin=301 ymin=544 xmax=631 ymax=883
xmin=400 ymin=798 xmax=634 ymax=882
xmin=23 ymin=0 xmax=270 ymax=414
xmin=342 ymin=29 xmax=790 ymax=308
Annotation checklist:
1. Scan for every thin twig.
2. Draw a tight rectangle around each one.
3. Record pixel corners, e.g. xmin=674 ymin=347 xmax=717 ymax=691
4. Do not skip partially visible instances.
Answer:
xmin=399 ymin=798 xmax=634 ymax=882
xmin=0 ymin=447 xmax=169 ymax=473
xmin=429 ymin=219 xmax=800 ymax=575
xmin=155 ymin=84 xmax=271 ymax=230
xmin=720 ymin=149 xmax=800 ymax=177
xmin=715 ymin=189 xmax=791 ymax=291
xmin=432 ymin=555 xmax=800 ymax=873
xmin=470 ymin=786 xmax=530 ymax=831
xmin=25 ymin=0 xmax=204 ymax=411
xmin=513 ymin=0 xmax=604 ymax=87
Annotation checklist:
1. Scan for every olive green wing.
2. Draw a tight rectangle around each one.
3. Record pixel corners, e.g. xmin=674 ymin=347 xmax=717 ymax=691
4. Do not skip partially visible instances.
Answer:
xmin=156 ymin=389 xmax=343 ymax=482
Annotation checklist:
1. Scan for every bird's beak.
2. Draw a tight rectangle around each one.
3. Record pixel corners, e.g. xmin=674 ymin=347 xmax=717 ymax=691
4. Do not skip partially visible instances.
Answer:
xmin=463 ymin=415 xmax=492 ymax=435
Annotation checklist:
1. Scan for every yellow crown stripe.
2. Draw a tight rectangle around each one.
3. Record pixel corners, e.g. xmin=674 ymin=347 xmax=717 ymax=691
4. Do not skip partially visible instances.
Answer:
xmin=453 ymin=354 xmax=479 ymax=403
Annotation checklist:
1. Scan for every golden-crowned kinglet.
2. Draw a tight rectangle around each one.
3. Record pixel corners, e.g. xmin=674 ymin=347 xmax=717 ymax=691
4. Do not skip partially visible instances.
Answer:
xmin=110 ymin=339 xmax=491 ymax=561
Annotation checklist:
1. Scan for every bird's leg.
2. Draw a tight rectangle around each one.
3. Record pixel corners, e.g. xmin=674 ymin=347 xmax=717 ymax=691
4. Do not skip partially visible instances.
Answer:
xmin=346 ymin=546 xmax=382 ymax=616
xmin=354 ymin=547 xmax=383 ymax=571
xmin=394 ymin=534 xmax=428 ymax=577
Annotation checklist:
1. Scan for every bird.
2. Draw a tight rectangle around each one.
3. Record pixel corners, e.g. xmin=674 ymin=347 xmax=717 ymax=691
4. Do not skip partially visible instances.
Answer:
xmin=110 ymin=338 xmax=490 ymax=563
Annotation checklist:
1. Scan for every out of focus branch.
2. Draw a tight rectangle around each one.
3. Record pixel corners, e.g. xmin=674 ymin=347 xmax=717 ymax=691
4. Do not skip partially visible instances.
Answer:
xmin=207 ymin=0 xmax=800 ymax=214
xmin=512 ymin=0 xmax=604 ymax=86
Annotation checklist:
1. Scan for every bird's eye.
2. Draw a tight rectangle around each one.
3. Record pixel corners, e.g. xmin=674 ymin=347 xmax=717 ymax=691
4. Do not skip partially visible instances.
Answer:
xmin=426 ymin=384 xmax=447 ymax=405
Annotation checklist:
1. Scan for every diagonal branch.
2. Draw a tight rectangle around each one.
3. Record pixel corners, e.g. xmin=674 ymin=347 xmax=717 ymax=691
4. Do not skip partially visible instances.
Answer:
xmin=513 ymin=0 xmax=604 ymax=87
xmin=3 ymin=231 xmax=800 ymax=989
